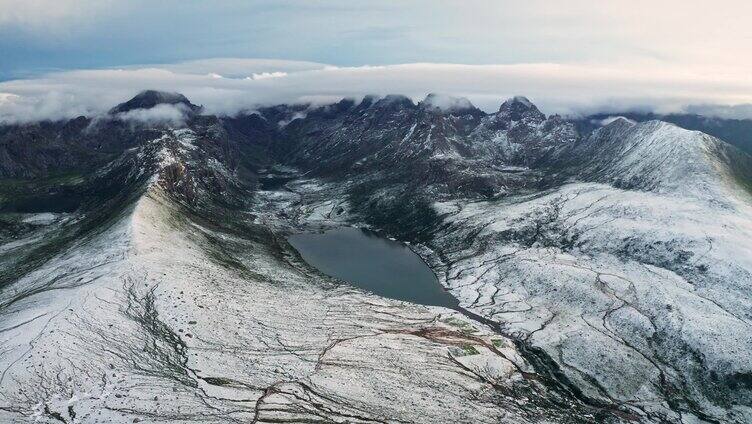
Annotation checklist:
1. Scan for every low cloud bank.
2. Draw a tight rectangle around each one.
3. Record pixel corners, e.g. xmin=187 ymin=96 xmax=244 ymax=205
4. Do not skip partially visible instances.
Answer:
xmin=1 ymin=58 xmax=751 ymax=124
xmin=421 ymin=93 xmax=476 ymax=112
xmin=684 ymin=104 xmax=752 ymax=121
xmin=113 ymin=103 xmax=191 ymax=126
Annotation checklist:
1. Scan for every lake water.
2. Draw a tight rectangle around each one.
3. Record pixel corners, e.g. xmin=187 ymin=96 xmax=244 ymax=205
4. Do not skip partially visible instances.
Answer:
xmin=288 ymin=227 xmax=459 ymax=308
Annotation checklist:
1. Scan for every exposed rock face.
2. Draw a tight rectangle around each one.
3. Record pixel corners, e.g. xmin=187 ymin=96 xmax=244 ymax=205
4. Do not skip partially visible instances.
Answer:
xmin=0 ymin=118 xmax=154 ymax=179
xmin=109 ymin=90 xmax=202 ymax=114
xmin=269 ymin=94 xmax=575 ymax=175
xmin=1 ymin=93 xmax=752 ymax=423
xmin=497 ymin=96 xmax=545 ymax=123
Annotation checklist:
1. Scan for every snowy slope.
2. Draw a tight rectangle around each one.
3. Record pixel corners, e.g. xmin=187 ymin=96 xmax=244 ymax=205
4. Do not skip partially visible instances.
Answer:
xmin=555 ymin=118 xmax=752 ymax=202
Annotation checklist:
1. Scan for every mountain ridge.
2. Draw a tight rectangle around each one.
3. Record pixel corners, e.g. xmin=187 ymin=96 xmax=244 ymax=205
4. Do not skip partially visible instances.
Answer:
xmin=576 ymin=111 xmax=752 ymax=156
xmin=3 ymin=91 xmax=751 ymax=206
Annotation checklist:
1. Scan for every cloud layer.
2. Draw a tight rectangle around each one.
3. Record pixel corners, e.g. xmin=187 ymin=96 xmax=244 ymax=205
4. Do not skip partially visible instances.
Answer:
xmin=112 ymin=103 xmax=191 ymax=126
xmin=0 ymin=0 xmax=119 ymax=30
xmin=1 ymin=58 xmax=752 ymax=124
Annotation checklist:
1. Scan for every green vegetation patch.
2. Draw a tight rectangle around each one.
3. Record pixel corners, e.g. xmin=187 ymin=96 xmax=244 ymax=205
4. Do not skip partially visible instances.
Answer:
xmin=441 ymin=317 xmax=476 ymax=334
xmin=461 ymin=344 xmax=480 ymax=356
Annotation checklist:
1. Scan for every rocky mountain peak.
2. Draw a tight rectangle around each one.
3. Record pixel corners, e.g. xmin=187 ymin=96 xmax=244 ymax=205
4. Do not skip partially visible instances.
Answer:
xmin=371 ymin=94 xmax=415 ymax=111
xmin=109 ymin=90 xmax=201 ymax=114
xmin=418 ymin=93 xmax=482 ymax=116
xmin=498 ymin=96 xmax=545 ymax=123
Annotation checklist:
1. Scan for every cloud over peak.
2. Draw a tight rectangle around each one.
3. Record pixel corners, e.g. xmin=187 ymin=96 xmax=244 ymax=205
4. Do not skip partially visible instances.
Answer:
xmin=1 ymin=58 xmax=751 ymax=124
xmin=111 ymin=103 xmax=192 ymax=126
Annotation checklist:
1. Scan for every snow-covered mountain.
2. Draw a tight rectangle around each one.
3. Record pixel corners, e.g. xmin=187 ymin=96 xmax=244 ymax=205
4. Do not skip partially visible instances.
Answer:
xmin=577 ymin=111 xmax=752 ymax=156
xmin=1 ymin=92 xmax=751 ymax=423
xmin=547 ymin=118 xmax=752 ymax=201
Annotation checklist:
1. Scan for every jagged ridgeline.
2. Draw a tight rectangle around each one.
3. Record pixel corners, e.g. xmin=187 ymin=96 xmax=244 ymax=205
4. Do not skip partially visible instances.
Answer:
xmin=1 ymin=91 xmax=752 ymax=423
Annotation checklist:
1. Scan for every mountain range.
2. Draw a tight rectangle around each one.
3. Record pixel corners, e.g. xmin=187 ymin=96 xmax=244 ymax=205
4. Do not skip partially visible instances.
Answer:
xmin=1 ymin=90 xmax=751 ymax=423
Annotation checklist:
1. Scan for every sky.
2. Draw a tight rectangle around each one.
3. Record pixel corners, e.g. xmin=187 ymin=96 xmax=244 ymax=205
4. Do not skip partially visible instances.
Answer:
xmin=1 ymin=0 xmax=751 ymax=122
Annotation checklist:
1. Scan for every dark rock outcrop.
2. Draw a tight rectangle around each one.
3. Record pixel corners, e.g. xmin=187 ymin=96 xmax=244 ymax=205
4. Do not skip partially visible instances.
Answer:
xmin=109 ymin=90 xmax=202 ymax=114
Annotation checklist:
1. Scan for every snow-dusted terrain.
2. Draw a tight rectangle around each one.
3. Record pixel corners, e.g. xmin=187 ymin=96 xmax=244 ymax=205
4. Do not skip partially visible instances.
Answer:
xmin=1 ymin=91 xmax=751 ymax=423
xmin=427 ymin=181 xmax=752 ymax=421
xmin=0 ymin=128 xmax=605 ymax=423
xmin=0 ymin=190 xmax=526 ymax=423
